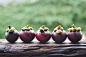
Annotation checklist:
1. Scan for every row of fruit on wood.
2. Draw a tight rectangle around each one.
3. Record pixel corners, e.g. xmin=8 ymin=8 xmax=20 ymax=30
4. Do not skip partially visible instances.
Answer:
xmin=5 ymin=24 xmax=82 ymax=43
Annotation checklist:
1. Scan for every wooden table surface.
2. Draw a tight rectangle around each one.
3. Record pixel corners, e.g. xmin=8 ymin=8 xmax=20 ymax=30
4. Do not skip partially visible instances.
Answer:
xmin=0 ymin=36 xmax=86 ymax=57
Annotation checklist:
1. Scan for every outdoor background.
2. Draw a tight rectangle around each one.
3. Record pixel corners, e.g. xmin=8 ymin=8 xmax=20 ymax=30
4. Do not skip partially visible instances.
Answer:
xmin=0 ymin=0 xmax=86 ymax=38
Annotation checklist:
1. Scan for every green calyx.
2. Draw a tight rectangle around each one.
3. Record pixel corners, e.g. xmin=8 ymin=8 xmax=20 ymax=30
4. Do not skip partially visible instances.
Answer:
xmin=6 ymin=26 xmax=15 ymax=32
xmin=68 ymin=24 xmax=81 ymax=32
xmin=21 ymin=25 xmax=33 ymax=31
xmin=39 ymin=25 xmax=49 ymax=31
xmin=77 ymin=27 xmax=81 ymax=32
xmin=54 ymin=25 xmax=64 ymax=34
xmin=56 ymin=30 xmax=62 ymax=34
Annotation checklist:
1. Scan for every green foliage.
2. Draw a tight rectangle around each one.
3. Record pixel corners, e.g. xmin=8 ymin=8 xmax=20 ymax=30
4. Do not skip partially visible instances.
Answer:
xmin=0 ymin=0 xmax=86 ymax=38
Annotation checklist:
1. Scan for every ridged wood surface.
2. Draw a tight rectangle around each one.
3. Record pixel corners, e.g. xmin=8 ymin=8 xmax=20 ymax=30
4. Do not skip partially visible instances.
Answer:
xmin=0 ymin=37 xmax=86 ymax=57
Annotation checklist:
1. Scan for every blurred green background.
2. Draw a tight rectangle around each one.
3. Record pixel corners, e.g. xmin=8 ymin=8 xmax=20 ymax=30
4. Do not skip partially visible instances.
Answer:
xmin=0 ymin=0 xmax=86 ymax=38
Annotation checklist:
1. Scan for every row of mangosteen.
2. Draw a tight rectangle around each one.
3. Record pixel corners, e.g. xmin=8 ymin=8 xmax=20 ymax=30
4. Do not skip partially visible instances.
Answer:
xmin=5 ymin=24 xmax=82 ymax=43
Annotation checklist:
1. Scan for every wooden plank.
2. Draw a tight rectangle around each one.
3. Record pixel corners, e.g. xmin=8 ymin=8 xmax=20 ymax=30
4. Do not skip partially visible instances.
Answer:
xmin=0 ymin=36 xmax=86 ymax=57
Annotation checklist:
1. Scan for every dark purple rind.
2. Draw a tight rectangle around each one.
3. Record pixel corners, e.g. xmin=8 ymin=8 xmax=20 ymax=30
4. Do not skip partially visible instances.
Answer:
xmin=36 ymin=30 xmax=51 ymax=43
xmin=5 ymin=30 xmax=19 ymax=43
xmin=20 ymin=30 xmax=35 ymax=43
xmin=68 ymin=31 xmax=82 ymax=43
xmin=52 ymin=31 xmax=67 ymax=43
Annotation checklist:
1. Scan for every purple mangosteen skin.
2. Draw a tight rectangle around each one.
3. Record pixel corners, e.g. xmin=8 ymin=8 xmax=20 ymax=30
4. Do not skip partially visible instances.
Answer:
xmin=20 ymin=30 xmax=35 ymax=43
xmin=36 ymin=30 xmax=51 ymax=43
xmin=52 ymin=31 xmax=67 ymax=43
xmin=68 ymin=31 xmax=82 ymax=43
xmin=5 ymin=30 xmax=19 ymax=43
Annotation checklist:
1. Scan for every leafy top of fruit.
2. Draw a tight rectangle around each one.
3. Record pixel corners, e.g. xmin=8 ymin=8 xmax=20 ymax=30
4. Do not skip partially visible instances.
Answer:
xmin=54 ymin=25 xmax=64 ymax=34
xmin=21 ymin=25 xmax=33 ymax=31
xmin=39 ymin=25 xmax=49 ymax=31
xmin=68 ymin=24 xmax=81 ymax=32
xmin=6 ymin=26 xmax=15 ymax=32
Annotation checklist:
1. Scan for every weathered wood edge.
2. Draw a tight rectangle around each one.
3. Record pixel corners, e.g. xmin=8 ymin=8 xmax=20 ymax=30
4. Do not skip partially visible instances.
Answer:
xmin=0 ymin=37 xmax=86 ymax=57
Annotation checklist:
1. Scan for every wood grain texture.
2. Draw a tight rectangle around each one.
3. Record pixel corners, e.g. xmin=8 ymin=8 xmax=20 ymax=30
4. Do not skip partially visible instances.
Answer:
xmin=0 ymin=37 xmax=86 ymax=57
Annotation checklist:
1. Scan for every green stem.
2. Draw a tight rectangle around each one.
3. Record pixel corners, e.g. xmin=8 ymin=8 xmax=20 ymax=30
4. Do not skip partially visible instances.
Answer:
xmin=27 ymin=25 xmax=29 ymax=28
xmin=42 ymin=25 xmax=45 ymax=29
xmin=72 ymin=24 xmax=75 ymax=28
xmin=8 ymin=26 xmax=11 ymax=29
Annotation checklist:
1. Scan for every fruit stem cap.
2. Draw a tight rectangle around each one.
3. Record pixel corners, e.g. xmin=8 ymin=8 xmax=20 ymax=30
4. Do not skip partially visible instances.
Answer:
xmin=42 ymin=25 xmax=45 ymax=29
xmin=39 ymin=25 xmax=49 ymax=31
xmin=8 ymin=26 xmax=11 ymax=29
